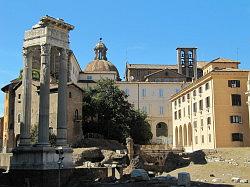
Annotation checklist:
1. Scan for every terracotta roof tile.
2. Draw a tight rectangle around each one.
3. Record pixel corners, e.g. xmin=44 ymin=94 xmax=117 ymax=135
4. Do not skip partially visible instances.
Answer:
xmin=210 ymin=58 xmax=239 ymax=63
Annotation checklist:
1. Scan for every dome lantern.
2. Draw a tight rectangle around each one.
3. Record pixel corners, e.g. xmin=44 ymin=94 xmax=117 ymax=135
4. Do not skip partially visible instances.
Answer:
xmin=94 ymin=38 xmax=108 ymax=60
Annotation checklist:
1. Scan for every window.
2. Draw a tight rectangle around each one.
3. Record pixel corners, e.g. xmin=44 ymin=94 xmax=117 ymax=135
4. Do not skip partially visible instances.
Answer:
xmin=18 ymin=94 xmax=21 ymax=103
xmin=69 ymin=92 xmax=72 ymax=98
xmin=142 ymin=106 xmax=147 ymax=113
xmin=49 ymin=127 xmax=53 ymax=134
xmin=178 ymin=109 xmax=181 ymax=119
xmin=201 ymin=119 xmax=203 ymax=126
xmin=188 ymin=105 xmax=190 ymax=115
xmin=207 ymin=117 xmax=211 ymax=125
xmin=159 ymin=89 xmax=164 ymax=97
xmin=231 ymin=94 xmax=241 ymax=106
xmin=228 ymin=80 xmax=240 ymax=88
xmin=182 ymin=96 xmax=185 ymax=102
xmin=183 ymin=108 xmax=185 ymax=117
xmin=17 ymin=114 xmax=21 ymax=123
xmin=74 ymin=109 xmax=79 ymax=120
xmin=205 ymin=82 xmax=210 ymax=90
xmin=193 ymin=90 xmax=197 ymax=97
xmin=206 ymin=97 xmax=210 ymax=108
xmin=198 ymin=86 xmax=203 ymax=94
xmin=199 ymin=100 xmax=203 ymax=111
xmin=195 ymin=136 xmax=198 ymax=144
xmin=160 ymin=106 xmax=164 ymax=115
xmin=178 ymin=98 xmax=181 ymax=106
xmin=194 ymin=121 xmax=197 ymax=128
xmin=142 ymin=88 xmax=146 ymax=97
xmin=174 ymin=111 xmax=177 ymax=120
xmin=201 ymin=135 xmax=204 ymax=143
xmin=193 ymin=102 xmax=197 ymax=113
xmin=187 ymin=93 xmax=190 ymax=99
xmin=87 ymin=75 xmax=92 ymax=80
xmin=232 ymin=133 xmax=243 ymax=141
xmin=174 ymin=101 xmax=177 ymax=107
xmin=230 ymin=116 xmax=242 ymax=123
xmin=208 ymin=134 xmax=212 ymax=142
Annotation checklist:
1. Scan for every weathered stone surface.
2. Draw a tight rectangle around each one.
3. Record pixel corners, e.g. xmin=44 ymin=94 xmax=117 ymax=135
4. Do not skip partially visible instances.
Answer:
xmin=240 ymin=179 xmax=248 ymax=183
xmin=10 ymin=146 xmax=73 ymax=170
xmin=178 ymin=172 xmax=190 ymax=187
xmin=231 ymin=177 xmax=241 ymax=183
xmin=211 ymin=178 xmax=222 ymax=183
xmin=73 ymin=147 xmax=104 ymax=165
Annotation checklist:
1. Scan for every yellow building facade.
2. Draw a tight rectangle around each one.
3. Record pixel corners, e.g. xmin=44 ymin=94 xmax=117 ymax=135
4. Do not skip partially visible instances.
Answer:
xmin=171 ymin=58 xmax=250 ymax=151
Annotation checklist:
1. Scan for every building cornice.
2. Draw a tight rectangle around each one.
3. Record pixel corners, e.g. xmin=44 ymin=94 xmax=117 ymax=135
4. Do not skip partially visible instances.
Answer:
xmin=170 ymin=70 xmax=249 ymax=101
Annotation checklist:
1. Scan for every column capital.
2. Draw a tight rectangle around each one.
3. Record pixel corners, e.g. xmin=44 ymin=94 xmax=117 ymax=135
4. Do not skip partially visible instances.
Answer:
xmin=22 ymin=47 xmax=33 ymax=57
xmin=57 ymin=47 xmax=70 ymax=56
xmin=41 ymin=44 xmax=51 ymax=56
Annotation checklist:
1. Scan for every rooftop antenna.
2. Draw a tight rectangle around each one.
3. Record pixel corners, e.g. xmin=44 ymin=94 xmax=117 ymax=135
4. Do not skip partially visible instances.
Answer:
xmin=124 ymin=49 xmax=129 ymax=80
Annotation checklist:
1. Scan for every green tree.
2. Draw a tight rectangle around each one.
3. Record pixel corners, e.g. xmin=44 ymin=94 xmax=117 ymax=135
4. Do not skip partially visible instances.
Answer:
xmin=30 ymin=124 xmax=57 ymax=146
xmin=82 ymin=79 xmax=152 ymax=144
xmin=30 ymin=124 xmax=38 ymax=144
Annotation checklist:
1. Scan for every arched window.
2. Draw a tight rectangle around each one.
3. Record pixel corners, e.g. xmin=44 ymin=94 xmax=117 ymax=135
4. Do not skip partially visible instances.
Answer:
xmin=74 ymin=109 xmax=79 ymax=120
xmin=156 ymin=122 xmax=168 ymax=137
xmin=49 ymin=127 xmax=53 ymax=134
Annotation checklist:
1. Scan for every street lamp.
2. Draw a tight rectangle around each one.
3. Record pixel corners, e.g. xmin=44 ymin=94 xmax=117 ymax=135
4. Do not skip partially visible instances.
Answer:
xmin=56 ymin=146 xmax=64 ymax=187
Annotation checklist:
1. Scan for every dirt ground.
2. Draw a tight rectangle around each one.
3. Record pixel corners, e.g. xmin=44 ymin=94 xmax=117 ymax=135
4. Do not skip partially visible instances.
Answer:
xmin=164 ymin=148 xmax=250 ymax=186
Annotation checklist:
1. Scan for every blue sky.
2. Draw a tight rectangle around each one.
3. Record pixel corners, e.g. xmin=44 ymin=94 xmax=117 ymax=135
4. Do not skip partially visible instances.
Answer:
xmin=0 ymin=0 xmax=250 ymax=115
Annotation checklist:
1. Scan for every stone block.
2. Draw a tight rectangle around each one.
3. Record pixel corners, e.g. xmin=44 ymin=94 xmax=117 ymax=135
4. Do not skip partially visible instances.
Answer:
xmin=240 ymin=179 xmax=248 ymax=183
xmin=10 ymin=146 xmax=73 ymax=170
xmin=178 ymin=172 xmax=190 ymax=187
xmin=231 ymin=177 xmax=241 ymax=183
xmin=212 ymin=178 xmax=222 ymax=183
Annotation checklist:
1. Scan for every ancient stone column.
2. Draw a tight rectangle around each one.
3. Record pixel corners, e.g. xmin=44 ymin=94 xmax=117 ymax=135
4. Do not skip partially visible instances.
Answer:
xmin=56 ymin=48 xmax=68 ymax=146
xmin=37 ymin=44 xmax=51 ymax=146
xmin=19 ymin=47 xmax=32 ymax=146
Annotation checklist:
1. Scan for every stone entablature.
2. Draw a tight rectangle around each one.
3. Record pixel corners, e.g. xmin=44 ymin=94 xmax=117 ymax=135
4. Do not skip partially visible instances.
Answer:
xmin=24 ymin=16 xmax=74 ymax=49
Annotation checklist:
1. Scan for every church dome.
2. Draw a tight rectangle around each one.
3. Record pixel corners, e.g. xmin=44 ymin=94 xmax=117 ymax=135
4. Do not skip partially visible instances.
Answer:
xmin=85 ymin=59 xmax=119 ymax=73
xmin=84 ymin=38 xmax=120 ymax=79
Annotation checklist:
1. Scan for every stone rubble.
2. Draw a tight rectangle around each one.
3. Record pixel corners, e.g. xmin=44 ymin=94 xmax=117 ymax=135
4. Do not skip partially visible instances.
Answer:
xmin=240 ymin=179 xmax=249 ymax=183
xmin=211 ymin=178 xmax=223 ymax=183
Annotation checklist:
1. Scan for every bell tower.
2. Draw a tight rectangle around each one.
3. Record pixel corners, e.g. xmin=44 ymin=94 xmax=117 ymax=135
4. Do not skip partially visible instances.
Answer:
xmin=177 ymin=47 xmax=197 ymax=80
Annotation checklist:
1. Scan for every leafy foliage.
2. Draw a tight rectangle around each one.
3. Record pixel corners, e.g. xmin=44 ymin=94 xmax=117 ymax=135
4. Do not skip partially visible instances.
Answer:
xmin=18 ymin=68 xmax=40 ymax=81
xmin=30 ymin=124 xmax=38 ymax=144
xmin=30 ymin=124 xmax=57 ymax=146
xmin=82 ymin=79 xmax=152 ymax=144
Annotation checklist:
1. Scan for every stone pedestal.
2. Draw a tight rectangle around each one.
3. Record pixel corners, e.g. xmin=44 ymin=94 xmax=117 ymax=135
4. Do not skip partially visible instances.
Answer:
xmin=10 ymin=146 xmax=73 ymax=170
